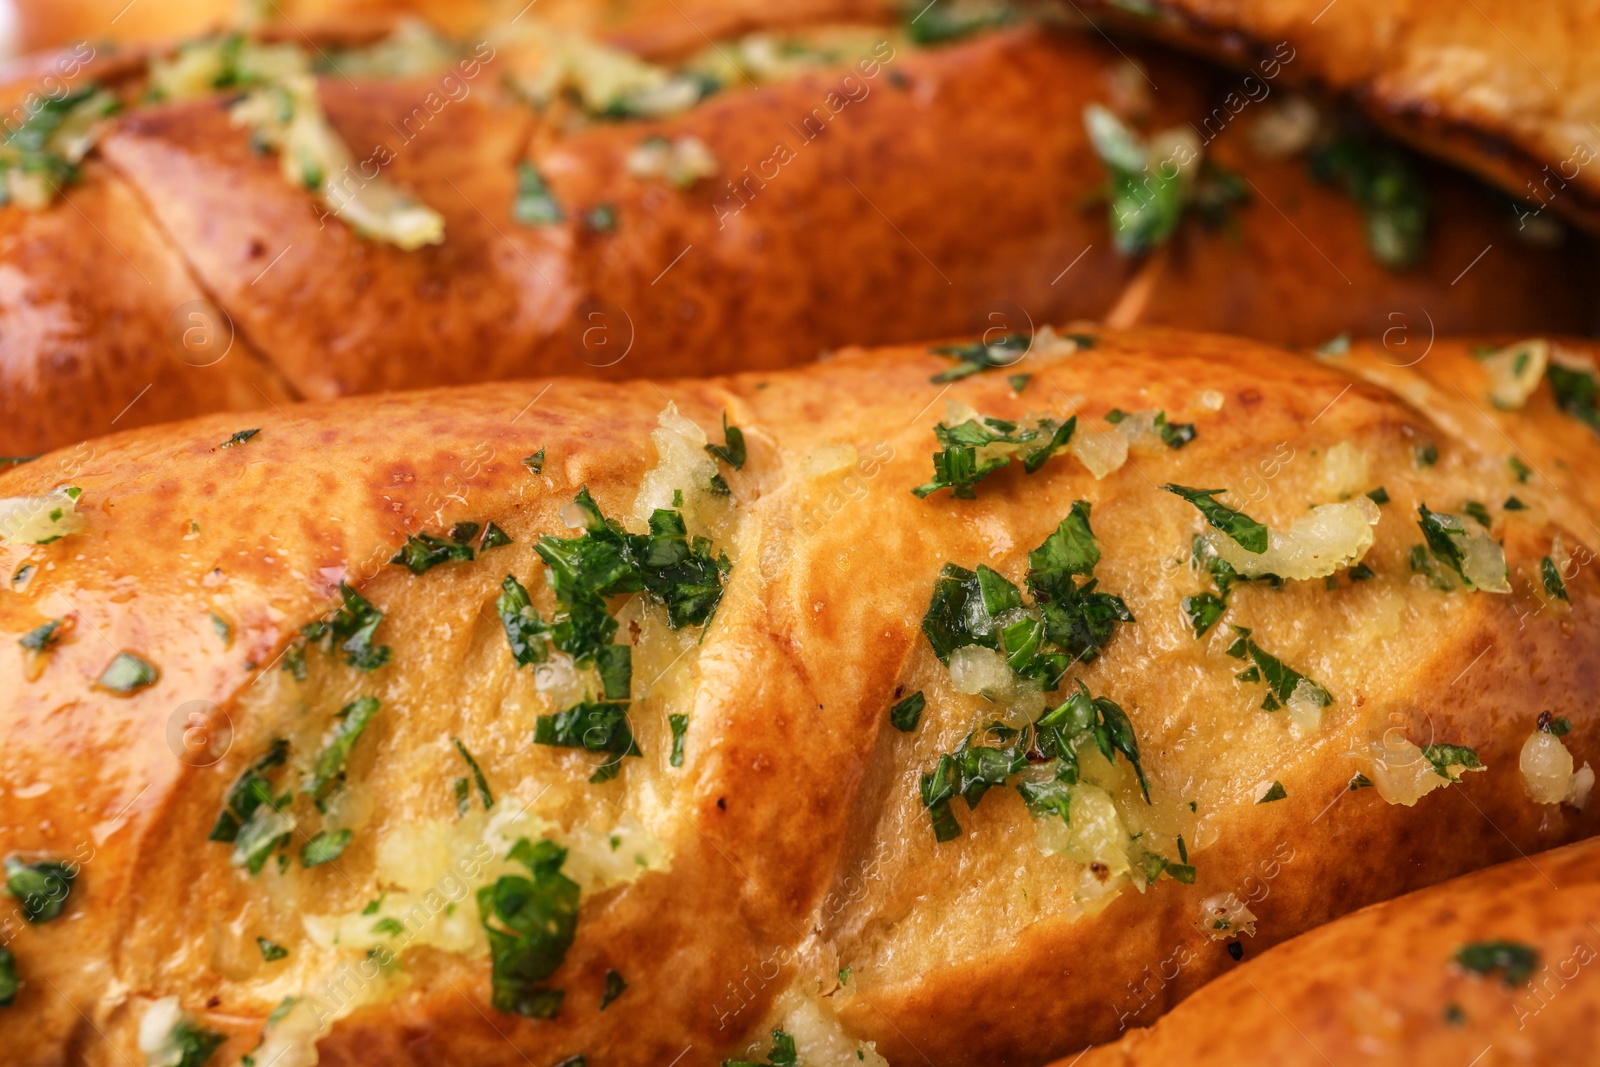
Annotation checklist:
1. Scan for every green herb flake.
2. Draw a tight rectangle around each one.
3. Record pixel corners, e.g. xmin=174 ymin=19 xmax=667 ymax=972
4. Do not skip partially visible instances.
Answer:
xmin=1415 ymin=442 xmax=1439 ymax=467
xmin=209 ymin=612 xmax=232 ymax=648
xmin=166 ymin=1021 xmax=226 ymax=1067
xmin=535 ymin=702 xmax=641 ymax=783
xmin=1456 ymin=940 xmax=1538 ymax=986
xmin=1366 ymin=486 xmax=1390 ymax=505
xmin=1225 ymin=627 xmax=1333 ymax=712
xmin=478 ymin=837 xmax=580 ymax=1018
xmin=304 ymin=695 xmax=382 ymax=807
xmin=1348 ymin=563 xmax=1375 ymax=581
xmin=584 ymin=202 xmax=617 ymax=232
xmin=3 ymin=856 xmax=76 ymax=923
xmin=480 ymin=522 xmax=513 ymax=550
xmin=220 ymin=428 xmax=260 ymax=448
xmin=1509 ymin=455 xmax=1533 ymax=483
xmin=1542 ymin=557 xmax=1569 ymax=602
xmin=1308 ymin=135 xmax=1429 ymax=268
xmin=1154 ymin=412 xmax=1196 ymax=449
xmin=724 ymin=1029 xmax=799 ymax=1067
xmin=452 ymin=737 xmax=495 ymax=810
xmin=1444 ymin=1002 xmax=1466 ymax=1026
xmin=18 ymin=618 xmax=65 ymax=654
xmin=668 ymin=714 xmax=689 ymax=768
xmin=1163 ymin=485 xmax=1268 ymax=554
xmin=523 ymin=448 xmax=546 ymax=474
xmin=257 ymin=937 xmax=289 ymax=962
xmin=1009 ymin=373 xmax=1032 ymax=394
xmin=513 ymin=161 xmax=563 ymax=226
xmin=1464 ymin=500 xmax=1493 ymax=529
xmin=1547 ymin=362 xmax=1600 ymax=436
xmin=600 ymin=968 xmax=627 ymax=1010
xmin=1421 ymin=743 xmax=1484 ymax=782
xmin=889 ymin=691 xmax=926 ymax=733
xmin=300 ymin=829 xmax=352 ymax=867
xmin=0 ymin=946 xmax=17 ymax=1006
xmin=303 ymin=583 xmax=391 ymax=671
xmin=705 ymin=412 xmax=747 ymax=470
xmin=928 ymin=332 xmax=1030 ymax=383
xmin=1181 ymin=592 xmax=1227 ymax=638
xmin=390 ymin=530 xmax=475 ymax=575
xmin=371 ymin=917 xmax=405 ymax=938
xmin=96 ymin=652 xmax=159 ymax=694
xmin=905 ymin=2 xmax=1014 ymax=44
xmin=1257 ymin=781 xmax=1287 ymax=804
xmin=496 ymin=574 xmax=551 ymax=668
xmin=1539 ymin=711 xmax=1572 ymax=737
xmin=1504 ymin=496 xmax=1527 ymax=511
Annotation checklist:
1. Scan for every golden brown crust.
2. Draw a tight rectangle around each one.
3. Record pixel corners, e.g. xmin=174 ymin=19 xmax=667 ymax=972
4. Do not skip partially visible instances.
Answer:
xmin=1067 ymin=836 xmax=1600 ymax=1065
xmin=1071 ymin=0 xmax=1600 ymax=236
xmin=2 ymin=327 xmax=1598 ymax=1065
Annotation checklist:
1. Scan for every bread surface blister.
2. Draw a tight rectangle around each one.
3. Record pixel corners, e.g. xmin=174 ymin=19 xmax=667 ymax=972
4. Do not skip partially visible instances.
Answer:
xmin=1 ymin=326 xmax=1597 ymax=1066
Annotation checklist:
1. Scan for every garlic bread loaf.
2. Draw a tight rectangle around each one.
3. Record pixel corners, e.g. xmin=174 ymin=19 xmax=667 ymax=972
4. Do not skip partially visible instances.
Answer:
xmin=0 ymin=13 xmax=1593 ymax=458
xmin=1066 ymin=835 xmax=1600 ymax=1065
xmin=1 ymin=326 xmax=1598 ymax=1066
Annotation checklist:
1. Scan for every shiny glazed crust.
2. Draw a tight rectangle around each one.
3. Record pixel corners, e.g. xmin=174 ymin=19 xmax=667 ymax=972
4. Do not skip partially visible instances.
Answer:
xmin=0 ymin=15 xmax=1594 ymax=457
xmin=1067 ymin=836 xmax=1600 ymax=1064
xmin=1 ymin=327 xmax=1598 ymax=1065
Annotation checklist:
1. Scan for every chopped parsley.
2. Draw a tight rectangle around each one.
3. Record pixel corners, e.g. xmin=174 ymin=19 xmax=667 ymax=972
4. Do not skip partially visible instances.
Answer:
xmin=913 ymin=414 xmax=1075 ymax=498
xmin=920 ymin=724 xmax=1030 ymax=841
xmin=923 ymin=678 xmax=1151 ymax=842
xmin=585 ymin=202 xmax=617 ymax=232
xmin=1463 ymin=500 xmax=1493 ymax=529
xmin=0 ymin=947 xmax=16 ymax=1006
xmin=1542 ymin=557 xmax=1569 ymax=601
xmin=905 ymin=1 xmax=1014 ymax=44
xmin=1084 ymin=104 xmax=1184 ymax=256
xmin=1009 ymin=373 xmax=1032 ymax=393
xmin=496 ymin=574 xmax=551 ymax=667
xmin=1164 ymin=485 xmax=1268 ymax=554
xmin=1416 ymin=505 xmax=1485 ymax=588
xmin=523 ymin=449 xmax=546 ymax=474
xmin=1415 ymin=442 xmax=1439 ymax=467
xmin=220 ymin=428 xmax=260 ymax=448
xmin=480 ymin=522 xmax=513 ymax=550
xmin=478 ymin=837 xmax=579 ymax=1018
xmin=210 ymin=739 xmax=288 ymax=846
xmin=1504 ymin=496 xmax=1527 ymax=511
xmin=1456 ymin=940 xmax=1538 ymax=986
xmin=301 ymin=582 xmax=390 ymax=671
xmin=1349 ymin=773 xmax=1373 ymax=790
xmin=304 ymin=696 xmax=381 ymax=808
xmin=928 ymin=333 xmax=1030 ymax=383
xmin=1509 ymin=456 xmax=1533 ymax=483
xmin=1538 ymin=711 xmax=1572 ymax=737
xmin=257 ymin=937 xmax=289 ymax=962
xmin=3 ymin=856 xmax=75 ymax=923
xmin=669 ymin=714 xmax=689 ymax=767
xmin=96 ymin=652 xmax=159 ymax=694
xmin=1366 ymin=486 xmax=1390 ymax=505
xmin=512 ymin=161 xmax=563 ymax=226
xmin=1225 ymin=627 xmax=1332 ymax=711
xmin=889 ymin=691 xmax=926 ymax=733
xmin=18 ymin=617 xmax=65 ymax=654
xmin=165 ymin=1021 xmax=226 ymax=1067
xmin=1181 ymin=592 xmax=1227 ymax=637
xmin=1546 ymin=361 xmax=1600 ymax=436
xmin=600 ymin=968 xmax=627 ymax=1010
xmin=922 ymin=502 xmax=1133 ymax=686
xmin=390 ymin=530 xmax=474 ymax=575
xmin=300 ymin=829 xmax=352 ymax=867
xmin=1257 ymin=781 xmax=1287 ymax=804
xmin=705 ymin=412 xmax=746 ymax=470
xmin=535 ymin=701 xmax=641 ymax=783
xmin=452 ymin=738 xmax=495 ymax=810
xmin=1141 ymin=851 xmax=1196 ymax=884
xmin=1308 ymin=134 xmax=1429 ymax=268
xmin=372 ymin=917 xmax=405 ymax=938
xmin=12 ymin=563 xmax=34 ymax=586
xmin=1155 ymin=412 xmax=1196 ymax=449
xmin=1422 ymin=743 xmax=1483 ymax=782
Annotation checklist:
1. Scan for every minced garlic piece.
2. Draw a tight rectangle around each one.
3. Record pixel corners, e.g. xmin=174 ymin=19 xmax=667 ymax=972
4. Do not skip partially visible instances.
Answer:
xmin=1208 ymin=495 xmax=1379 ymax=581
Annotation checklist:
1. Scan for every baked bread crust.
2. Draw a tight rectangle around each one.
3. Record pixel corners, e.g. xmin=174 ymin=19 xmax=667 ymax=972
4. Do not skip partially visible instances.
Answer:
xmin=1 ymin=327 xmax=1596 ymax=1065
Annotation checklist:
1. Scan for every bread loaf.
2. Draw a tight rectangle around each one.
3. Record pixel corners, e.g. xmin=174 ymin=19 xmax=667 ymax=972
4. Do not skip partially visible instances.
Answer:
xmin=1 ymin=326 xmax=1596 ymax=1065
